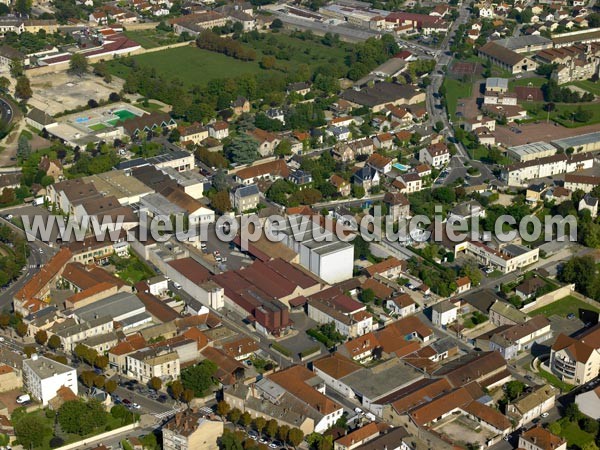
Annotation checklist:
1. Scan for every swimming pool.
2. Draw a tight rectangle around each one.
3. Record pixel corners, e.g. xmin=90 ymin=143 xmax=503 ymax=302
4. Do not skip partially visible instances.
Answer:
xmin=75 ymin=116 xmax=92 ymax=123
xmin=393 ymin=163 xmax=409 ymax=171
xmin=113 ymin=109 xmax=137 ymax=121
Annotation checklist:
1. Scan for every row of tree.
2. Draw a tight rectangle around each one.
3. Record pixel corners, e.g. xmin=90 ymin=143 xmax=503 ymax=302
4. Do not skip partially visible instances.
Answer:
xmin=196 ymin=30 xmax=257 ymax=61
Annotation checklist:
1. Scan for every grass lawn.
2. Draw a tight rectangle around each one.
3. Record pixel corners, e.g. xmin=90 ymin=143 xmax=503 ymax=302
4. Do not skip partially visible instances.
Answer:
xmin=112 ymin=253 xmax=155 ymax=285
xmin=123 ymin=30 xmax=180 ymax=49
xmin=537 ymin=366 xmax=574 ymax=392
xmin=89 ymin=123 xmax=107 ymax=131
xmin=106 ymin=46 xmax=264 ymax=88
xmin=134 ymin=102 xmax=164 ymax=112
xmin=528 ymin=295 xmax=600 ymax=318
xmin=568 ymin=80 xmax=600 ymax=96
xmin=509 ymin=77 xmax=547 ymax=89
xmin=522 ymin=101 xmax=600 ymax=127
xmin=558 ymin=418 xmax=595 ymax=448
xmin=443 ymin=78 xmax=472 ymax=118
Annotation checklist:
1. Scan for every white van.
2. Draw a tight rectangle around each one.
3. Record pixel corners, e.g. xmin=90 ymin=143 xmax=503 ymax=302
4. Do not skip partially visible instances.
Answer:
xmin=16 ymin=394 xmax=30 ymax=404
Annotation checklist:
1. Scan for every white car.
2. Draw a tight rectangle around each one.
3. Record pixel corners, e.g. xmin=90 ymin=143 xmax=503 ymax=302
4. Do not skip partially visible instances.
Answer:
xmin=541 ymin=412 xmax=549 ymax=418
xmin=132 ymin=403 xmax=140 ymax=409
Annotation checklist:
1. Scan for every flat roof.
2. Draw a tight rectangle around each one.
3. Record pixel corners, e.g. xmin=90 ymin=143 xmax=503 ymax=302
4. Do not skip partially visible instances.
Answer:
xmin=75 ymin=292 xmax=144 ymax=322
xmin=551 ymin=131 xmax=600 ymax=150
xmin=485 ymin=77 xmax=509 ymax=89
xmin=24 ymin=355 xmax=74 ymax=378
xmin=508 ymin=141 xmax=556 ymax=157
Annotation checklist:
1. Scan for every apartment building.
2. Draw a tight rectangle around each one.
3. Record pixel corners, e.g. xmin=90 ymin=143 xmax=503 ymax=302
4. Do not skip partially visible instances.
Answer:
xmin=502 ymin=153 xmax=594 ymax=186
xmin=22 ymin=354 xmax=77 ymax=406
xmin=549 ymin=326 xmax=600 ymax=385
xmin=163 ymin=410 xmax=223 ymax=450
xmin=126 ymin=347 xmax=180 ymax=383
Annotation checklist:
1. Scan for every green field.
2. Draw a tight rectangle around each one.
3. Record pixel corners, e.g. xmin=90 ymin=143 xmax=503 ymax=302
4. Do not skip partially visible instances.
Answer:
xmin=89 ymin=123 xmax=107 ymax=131
xmin=123 ymin=29 xmax=180 ymax=49
xmin=106 ymin=46 xmax=264 ymax=88
xmin=114 ymin=109 xmax=137 ymax=120
xmin=558 ymin=419 xmax=595 ymax=447
xmin=527 ymin=295 xmax=600 ymax=318
xmin=567 ymin=80 xmax=600 ymax=96
xmin=509 ymin=76 xmax=547 ymax=89
xmin=522 ymin=101 xmax=600 ymax=127
xmin=443 ymin=78 xmax=472 ymax=118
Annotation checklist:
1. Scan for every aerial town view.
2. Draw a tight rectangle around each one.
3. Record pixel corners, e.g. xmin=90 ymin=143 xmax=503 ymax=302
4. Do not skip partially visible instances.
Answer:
xmin=0 ymin=0 xmax=600 ymax=447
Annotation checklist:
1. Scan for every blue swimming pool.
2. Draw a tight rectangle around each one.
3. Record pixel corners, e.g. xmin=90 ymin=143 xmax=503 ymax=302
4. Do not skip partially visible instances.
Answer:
xmin=393 ymin=163 xmax=409 ymax=171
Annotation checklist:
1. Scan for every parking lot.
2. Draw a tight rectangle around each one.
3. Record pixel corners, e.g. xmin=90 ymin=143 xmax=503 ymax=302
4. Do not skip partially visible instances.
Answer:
xmin=494 ymin=121 xmax=600 ymax=147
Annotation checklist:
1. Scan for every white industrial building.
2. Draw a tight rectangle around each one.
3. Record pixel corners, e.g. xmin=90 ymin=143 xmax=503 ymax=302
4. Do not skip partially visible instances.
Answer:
xmin=507 ymin=142 xmax=557 ymax=162
xmin=73 ymin=292 xmax=152 ymax=331
xmin=502 ymin=153 xmax=594 ymax=186
xmin=22 ymin=354 xmax=78 ymax=406
xmin=273 ymin=215 xmax=354 ymax=283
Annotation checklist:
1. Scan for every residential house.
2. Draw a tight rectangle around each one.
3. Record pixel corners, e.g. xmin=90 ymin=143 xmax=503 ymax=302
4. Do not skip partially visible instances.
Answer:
xmin=448 ymin=200 xmax=484 ymax=223
xmin=518 ymin=427 xmax=566 ymax=450
xmin=230 ymin=184 xmax=260 ymax=212
xmin=515 ymin=277 xmax=546 ymax=300
xmin=330 ymin=174 xmax=351 ymax=197
xmin=432 ymin=300 xmax=459 ymax=326
xmin=397 ymin=173 xmax=422 ymax=194
xmin=419 ymin=143 xmax=450 ymax=168
xmin=488 ymin=315 xmax=552 ymax=359
xmin=178 ymin=123 xmax=208 ymax=145
xmin=338 ymin=333 xmax=381 ymax=362
xmin=489 ymin=300 xmax=529 ymax=326
xmin=549 ymin=326 xmax=600 ymax=385
xmin=374 ymin=133 xmax=394 ymax=150
xmin=364 ymin=257 xmax=406 ymax=279
xmin=367 ymin=153 xmax=393 ymax=174
xmin=386 ymin=293 xmax=416 ymax=318
xmin=383 ymin=191 xmax=410 ymax=222
xmin=455 ymin=276 xmax=471 ymax=295
xmin=579 ymin=193 xmax=598 ymax=217
xmin=506 ymin=385 xmax=558 ymax=427
xmin=353 ymin=166 xmax=380 ymax=192
xmin=231 ymin=96 xmax=250 ymax=116
xmin=208 ymin=121 xmax=229 ymax=140
xmin=234 ymin=159 xmax=289 ymax=185
xmin=163 ymin=410 xmax=223 ymax=450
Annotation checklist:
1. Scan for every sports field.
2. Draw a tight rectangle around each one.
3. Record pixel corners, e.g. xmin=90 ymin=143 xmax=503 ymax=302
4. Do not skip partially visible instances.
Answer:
xmin=89 ymin=123 xmax=107 ymax=131
xmin=106 ymin=46 xmax=264 ymax=88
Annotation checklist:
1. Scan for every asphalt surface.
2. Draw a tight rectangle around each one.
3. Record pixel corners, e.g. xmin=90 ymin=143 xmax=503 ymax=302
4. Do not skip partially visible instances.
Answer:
xmin=0 ymin=98 xmax=14 ymax=127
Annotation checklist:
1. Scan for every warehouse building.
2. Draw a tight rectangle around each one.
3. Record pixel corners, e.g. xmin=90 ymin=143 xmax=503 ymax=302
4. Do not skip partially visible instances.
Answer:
xmin=507 ymin=142 xmax=557 ymax=162
xmin=552 ymin=131 xmax=600 ymax=154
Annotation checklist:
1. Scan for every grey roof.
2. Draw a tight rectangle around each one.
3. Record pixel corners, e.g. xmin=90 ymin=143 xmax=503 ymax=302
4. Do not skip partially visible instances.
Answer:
xmin=119 ymin=312 xmax=152 ymax=327
xmin=49 ymin=316 xmax=112 ymax=339
xmin=74 ymin=292 xmax=144 ymax=322
xmin=552 ymin=131 xmax=600 ymax=150
xmin=141 ymin=192 xmax=186 ymax=216
xmin=583 ymin=193 xmax=598 ymax=207
xmin=356 ymin=427 xmax=410 ymax=450
xmin=233 ymin=184 xmax=259 ymax=198
xmin=116 ymin=158 xmax=148 ymax=171
xmin=433 ymin=300 xmax=458 ymax=313
xmin=80 ymin=331 xmax=119 ymax=348
xmin=485 ymin=77 xmax=509 ymax=90
xmin=340 ymin=358 xmax=422 ymax=401
xmin=24 ymin=355 xmax=74 ymax=379
xmin=341 ymin=82 xmax=421 ymax=107
xmin=146 ymin=149 xmax=191 ymax=165
xmin=508 ymin=141 xmax=556 ymax=158
xmin=430 ymin=337 xmax=457 ymax=354
xmin=494 ymin=35 xmax=551 ymax=51
xmin=503 ymin=244 xmax=532 ymax=257
xmin=26 ymin=107 xmax=55 ymax=126
xmin=489 ymin=301 xmax=528 ymax=324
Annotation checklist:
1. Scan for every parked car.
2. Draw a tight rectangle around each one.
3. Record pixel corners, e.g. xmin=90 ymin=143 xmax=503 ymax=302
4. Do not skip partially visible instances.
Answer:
xmin=541 ymin=412 xmax=549 ymax=418
xmin=122 ymin=399 xmax=132 ymax=405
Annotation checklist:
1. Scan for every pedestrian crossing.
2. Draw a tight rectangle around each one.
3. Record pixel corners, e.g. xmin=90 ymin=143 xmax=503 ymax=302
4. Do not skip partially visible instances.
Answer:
xmin=154 ymin=406 xmax=184 ymax=420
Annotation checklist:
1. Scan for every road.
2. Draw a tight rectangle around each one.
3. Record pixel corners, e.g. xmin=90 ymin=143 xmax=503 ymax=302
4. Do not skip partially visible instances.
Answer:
xmin=0 ymin=98 xmax=14 ymax=127
xmin=0 ymin=215 xmax=56 ymax=312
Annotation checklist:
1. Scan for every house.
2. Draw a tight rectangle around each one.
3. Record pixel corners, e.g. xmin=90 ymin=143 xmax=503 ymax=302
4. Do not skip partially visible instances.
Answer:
xmin=230 ymin=184 xmax=260 ymax=212
xmin=178 ymin=123 xmax=208 ymax=145
xmin=265 ymin=108 xmax=285 ymax=124
xmin=287 ymin=81 xmax=311 ymax=96
xmin=431 ymin=300 xmax=459 ymax=326
xmin=489 ymin=300 xmax=529 ymax=326
xmin=122 ymin=112 xmax=176 ymax=137
xmin=265 ymin=365 xmax=344 ymax=432
xmin=334 ymin=423 xmax=382 ymax=450
xmin=575 ymin=386 xmax=600 ymax=420
xmin=549 ymin=326 xmax=600 ymax=385
xmin=383 ymin=192 xmax=410 ymax=222
xmin=364 ymin=257 xmax=406 ymax=279
xmin=515 ymin=277 xmax=546 ymax=300
xmin=338 ymin=333 xmax=381 ymax=362
xmin=478 ymin=41 xmax=538 ymax=74
xmin=221 ymin=337 xmax=259 ymax=361
xmin=506 ymin=385 xmax=558 ymax=427
xmin=340 ymin=82 xmax=426 ymax=113
xmin=249 ymin=128 xmax=281 ymax=157
xmin=126 ymin=347 xmax=180 ymax=383
xmin=486 ymin=77 xmax=509 ymax=93
xmin=579 ymin=193 xmax=598 ymax=217
xmin=332 ymin=143 xmax=355 ymax=162
xmin=386 ymin=293 xmax=416 ymax=318
xmin=489 ymin=315 xmax=552 ymax=359
xmin=22 ymin=354 xmax=77 ymax=406
xmin=163 ymin=410 xmax=223 ymax=450
xmin=397 ymin=173 xmax=422 ymax=194
xmin=367 ymin=153 xmax=393 ymax=174
xmin=374 ymin=133 xmax=394 ymax=150
xmin=330 ymin=174 xmax=351 ymax=197
xmin=231 ymin=96 xmax=250 ymax=116
xmin=455 ymin=276 xmax=471 ymax=294
xmin=39 ymin=156 xmax=63 ymax=180
xmin=308 ymin=297 xmax=373 ymax=338
xmin=234 ymin=159 xmax=289 ymax=185
xmin=415 ymin=164 xmax=432 ymax=178
xmin=208 ymin=121 xmax=229 ymax=140
xmin=419 ymin=143 xmax=450 ymax=168
xmin=25 ymin=107 xmax=56 ymax=131
xmin=518 ymin=427 xmax=566 ymax=450
xmin=328 ymin=126 xmax=351 ymax=142
xmin=353 ymin=166 xmax=380 ymax=192
xmin=288 ymin=169 xmax=313 ymax=188
xmin=448 ymin=200 xmax=484 ymax=222
xmin=0 ymin=364 xmax=22 ymax=392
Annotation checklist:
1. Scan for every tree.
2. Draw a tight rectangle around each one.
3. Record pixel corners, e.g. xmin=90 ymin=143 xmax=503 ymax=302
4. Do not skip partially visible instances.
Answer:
xmin=15 ymin=76 xmax=32 ymax=100
xmin=275 ymin=139 xmax=292 ymax=157
xmin=240 ymin=412 xmax=252 ymax=429
xmin=265 ymin=419 xmax=278 ymax=438
xmin=224 ymin=135 xmax=260 ymax=164
xmin=270 ymin=18 xmax=283 ymax=29
xmin=168 ymin=128 xmax=181 ymax=143
xmin=47 ymin=334 xmax=61 ymax=350
xmin=360 ymin=288 xmax=375 ymax=303
xmin=574 ymin=107 xmax=593 ymax=123
xmin=504 ymin=380 xmax=525 ymax=401
xmin=15 ymin=0 xmax=32 ymax=15
xmin=16 ymin=322 xmax=27 ymax=337
xmin=278 ymin=425 xmax=290 ymax=442
xmin=0 ymin=76 xmax=9 ymax=92
xmin=548 ymin=422 xmax=561 ymax=435
xmin=228 ymin=407 xmax=242 ymax=424
xmin=170 ymin=379 xmax=184 ymax=400
xmin=434 ymin=120 xmax=444 ymax=132
xmin=565 ymin=402 xmax=582 ymax=422
xmin=34 ymin=329 xmax=47 ymax=345
xmin=95 ymin=355 xmax=108 ymax=370
xmin=94 ymin=375 xmax=105 ymax=388
xmin=68 ymin=53 xmax=88 ymax=77
xmin=150 ymin=376 xmax=162 ymax=391
xmin=181 ymin=388 xmax=194 ymax=404
xmin=0 ymin=313 xmax=9 ymax=329
xmin=580 ymin=417 xmax=599 ymax=434
xmin=58 ymin=400 xmax=107 ymax=435
xmin=288 ymin=428 xmax=304 ymax=447
xmin=14 ymin=414 xmax=48 ymax=448
xmin=254 ymin=417 xmax=266 ymax=436
xmin=216 ymin=400 xmax=230 ymax=417
xmin=212 ymin=169 xmax=229 ymax=192
xmin=23 ymin=345 xmax=35 ymax=357
xmin=17 ymin=136 xmax=31 ymax=161
xmin=9 ymin=59 xmax=23 ymax=78
xmin=81 ymin=370 xmax=96 ymax=388
xmin=105 ymin=379 xmax=118 ymax=394
xmin=210 ymin=190 xmax=231 ymax=213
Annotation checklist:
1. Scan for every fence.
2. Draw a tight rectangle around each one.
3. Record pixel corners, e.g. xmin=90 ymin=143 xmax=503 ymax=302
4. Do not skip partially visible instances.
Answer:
xmin=56 ymin=422 xmax=139 ymax=450
xmin=521 ymin=284 xmax=575 ymax=313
